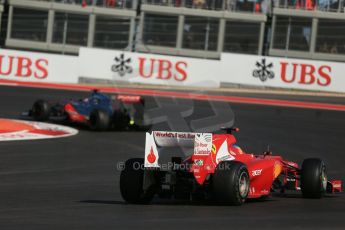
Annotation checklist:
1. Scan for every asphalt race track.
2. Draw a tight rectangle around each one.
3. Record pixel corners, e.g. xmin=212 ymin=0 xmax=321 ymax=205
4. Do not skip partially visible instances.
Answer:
xmin=0 ymin=85 xmax=344 ymax=229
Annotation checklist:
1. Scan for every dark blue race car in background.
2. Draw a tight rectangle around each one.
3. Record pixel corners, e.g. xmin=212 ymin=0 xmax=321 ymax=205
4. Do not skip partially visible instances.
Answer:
xmin=23 ymin=90 xmax=148 ymax=131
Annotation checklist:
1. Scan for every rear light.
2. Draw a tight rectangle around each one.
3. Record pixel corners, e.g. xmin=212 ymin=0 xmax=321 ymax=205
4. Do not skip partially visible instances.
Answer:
xmin=331 ymin=180 xmax=342 ymax=193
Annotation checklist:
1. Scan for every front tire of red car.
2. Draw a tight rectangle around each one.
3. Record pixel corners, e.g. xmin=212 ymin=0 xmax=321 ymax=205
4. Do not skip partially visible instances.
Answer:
xmin=120 ymin=158 xmax=155 ymax=204
xmin=213 ymin=161 xmax=250 ymax=205
xmin=89 ymin=109 xmax=110 ymax=131
xmin=301 ymin=158 xmax=327 ymax=198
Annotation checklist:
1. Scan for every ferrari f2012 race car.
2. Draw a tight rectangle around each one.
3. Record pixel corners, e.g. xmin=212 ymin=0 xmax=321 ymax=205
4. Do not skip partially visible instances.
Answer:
xmin=120 ymin=128 xmax=342 ymax=205
xmin=23 ymin=90 xmax=147 ymax=131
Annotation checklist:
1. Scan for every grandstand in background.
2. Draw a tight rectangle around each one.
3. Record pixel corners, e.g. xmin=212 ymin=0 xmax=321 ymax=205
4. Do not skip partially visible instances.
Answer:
xmin=0 ymin=0 xmax=344 ymax=62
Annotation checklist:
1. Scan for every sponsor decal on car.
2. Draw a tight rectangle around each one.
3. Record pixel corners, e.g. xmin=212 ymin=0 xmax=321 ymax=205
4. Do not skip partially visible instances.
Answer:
xmin=153 ymin=131 xmax=196 ymax=148
xmin=144 ymin=132 xmax=160 ymax=168
xmin=147 ymin=147 xmax=157 ymax=164
xmin=273 ymin=161 xmax=283 ymax=178
xmin=194 ymin=133 xmax=212 ymax=155
xmin=194 ymin=159 xmax=204 ymax=166
xmin=261 ymin=189 xmax=269 ymax=194
xmin=211 ymin=144 xmax=217 ymax=155
xmin=252 ymin=169 xmax=263 ymax=176
xmin=215 ymin=140 xmax=235 ymax=164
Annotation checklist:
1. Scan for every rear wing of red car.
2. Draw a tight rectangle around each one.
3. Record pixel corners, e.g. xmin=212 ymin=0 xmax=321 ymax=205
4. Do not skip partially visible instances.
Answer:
xmin=144 ymin=131 xmax=213 ymax=168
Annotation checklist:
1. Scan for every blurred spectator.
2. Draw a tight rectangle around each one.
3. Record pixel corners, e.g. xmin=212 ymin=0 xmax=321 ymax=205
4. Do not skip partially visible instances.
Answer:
xmin=226 ymin=0 xmax=237 ymax=10
xmin=255 ymin=0 xmax=261 ymax=12
xmin=319 ymin=41 xmax=329 ymax=52
xmin=305 ymin=0 xmax=316 ymax=10
xmin=203 ymin=0 xmax=221 ymax=10
xmin=340 ymin=44 xmax=345 ymax=54
xmin=330 ymin=42 xmax=338 ymax=54
xmin=261 ymin=0 xmax=272 ymax=14
xmin=237 ymin=0 xmax=254 ymax=12
xmin=296 ymin=0 xmax=316 ymax=9
xmin=193 ymin=0 xmax=207 ymax=8
xmin=106 ymin=0 xmax=116 ymax=7
xmin=175 ymin=0 xmax=182 ymax=6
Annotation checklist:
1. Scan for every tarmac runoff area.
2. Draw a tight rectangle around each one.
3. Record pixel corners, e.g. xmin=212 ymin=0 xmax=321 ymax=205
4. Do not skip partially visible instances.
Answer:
xmin=0 ymin=84 xmax=344 ymax=230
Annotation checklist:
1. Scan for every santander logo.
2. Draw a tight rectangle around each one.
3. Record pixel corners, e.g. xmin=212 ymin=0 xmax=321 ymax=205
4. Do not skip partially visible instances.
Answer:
xmin=0 ymin=55 xmax=49 ymax=79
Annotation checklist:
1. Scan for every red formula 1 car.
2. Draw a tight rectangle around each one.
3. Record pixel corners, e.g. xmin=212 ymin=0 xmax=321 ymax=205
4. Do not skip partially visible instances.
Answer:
xmin=120 ymin=128 xmax=342 ymax=205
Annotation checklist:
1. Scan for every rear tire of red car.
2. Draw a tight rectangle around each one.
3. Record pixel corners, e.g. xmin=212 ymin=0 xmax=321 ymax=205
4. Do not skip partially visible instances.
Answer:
xmin=301 ymin=158 xmax=327 ymax=198
xmin=120 ymin=158 xmax=155 ymax=204
xmin=213 ymin=161 xmax=250 ymax=205
xmin=32 ymin=100 xmax=51 ymax=121
xmin=89 ymin=109 xmax=110 ymax=131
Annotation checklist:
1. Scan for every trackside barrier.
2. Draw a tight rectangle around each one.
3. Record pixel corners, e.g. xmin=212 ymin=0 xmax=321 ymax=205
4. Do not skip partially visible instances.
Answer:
xmin=78 ymin=48 xmax=220 ymax=88
xmin=79 ymin=48 xmax=345 ymax=93
xmin=220 ymin=53 xmax=345 ymax=93
xmin=0 ymin=48 xmax=78 ymax=83
xmin=1 ymin=47 xmax=345 ymax=93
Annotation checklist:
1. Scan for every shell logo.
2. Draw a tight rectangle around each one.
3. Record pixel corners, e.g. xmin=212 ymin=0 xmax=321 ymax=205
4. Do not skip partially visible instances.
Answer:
xmin=147 ymin=147 xmax=156 ymax=163
xmin=273 ymin=162 xmax=282 ymax=178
